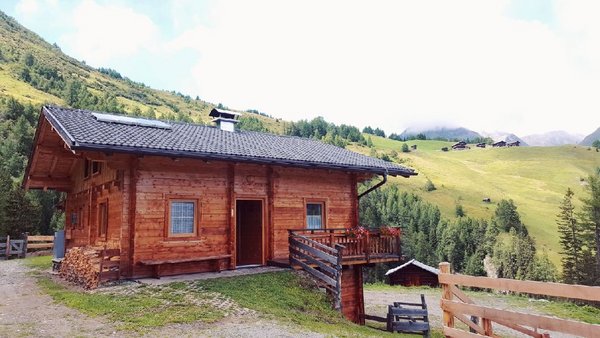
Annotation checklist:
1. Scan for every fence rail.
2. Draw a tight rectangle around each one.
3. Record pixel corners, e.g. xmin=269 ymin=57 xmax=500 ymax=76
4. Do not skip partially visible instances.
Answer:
xmin=1 ymin=233 xmax=54 ymax=259
xmin=439 ymin=262 xmax=600 ymax=338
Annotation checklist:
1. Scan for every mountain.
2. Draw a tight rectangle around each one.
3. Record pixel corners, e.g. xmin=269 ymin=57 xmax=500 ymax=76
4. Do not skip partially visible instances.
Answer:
xmin=580 ymin=127 xmax=600 ymax=146
xmin=479 ymin=131 xmax=528 ymax=146
xmin=0 ymin=11 xmax=282 ymax=132
xmin=399 ymin=126 xmax=481 ymax=141
xmin=522 ymin=131 xmax=584 ymax=146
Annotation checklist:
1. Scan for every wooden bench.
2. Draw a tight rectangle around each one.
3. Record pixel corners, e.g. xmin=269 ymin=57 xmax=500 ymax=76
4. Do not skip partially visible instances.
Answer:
xmin=139 ymin=254 xmax=232 ymax=278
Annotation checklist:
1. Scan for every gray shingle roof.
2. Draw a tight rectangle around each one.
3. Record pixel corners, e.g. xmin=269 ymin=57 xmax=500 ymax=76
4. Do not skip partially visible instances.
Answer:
xmin=43 ymin=106 xmax=416 ymax=177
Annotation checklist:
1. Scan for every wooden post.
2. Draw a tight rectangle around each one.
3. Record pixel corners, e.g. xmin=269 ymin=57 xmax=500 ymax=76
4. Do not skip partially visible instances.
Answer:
xmin=439 ymin=262 xmax=454 ymax=329
xmin=22 ymin=232 xmax=29 ymax=258
xmin=334 ymin=244 xmax=344 ymax=312
xmin=365 ymin=232 xmax=370 ymax=263
xmin=5 ymin=235 xmax=10 ymax=258
xmin=482 ymin=317 xmax=493 ymax=336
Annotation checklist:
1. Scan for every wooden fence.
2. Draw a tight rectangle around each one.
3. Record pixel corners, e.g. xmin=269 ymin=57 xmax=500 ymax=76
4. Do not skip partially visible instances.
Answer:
xmin=439 ymin=262 xmax=600 ymax=337
xmin=0 ymin=234 xmax=54 ymax=259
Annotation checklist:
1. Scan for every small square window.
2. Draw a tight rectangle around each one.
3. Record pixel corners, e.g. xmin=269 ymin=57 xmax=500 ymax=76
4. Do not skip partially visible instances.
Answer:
xmin=306 ymin=202 xmax=325 ymax=229
xmin=169 ymin=200 xmax=197 ymax=236
xmin=92 ymin=161 xmax=102 ymax=175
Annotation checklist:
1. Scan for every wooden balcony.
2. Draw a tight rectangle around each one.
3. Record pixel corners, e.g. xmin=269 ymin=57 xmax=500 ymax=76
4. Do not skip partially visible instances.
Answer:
xmin=289 ymin=228 xmax=401 ymax=266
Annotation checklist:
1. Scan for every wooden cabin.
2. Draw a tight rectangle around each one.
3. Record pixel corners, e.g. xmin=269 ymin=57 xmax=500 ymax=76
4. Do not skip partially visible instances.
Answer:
xmin=385 ymin=259 xmax=439 ymax=287
xmin=451 ymin=141 xmax=469 ymax=150
xmin=492 ymin=140 xmax=506 ymax=147
xmin=507 ymin=141 xmax=520 ymax=147
xmin=23 ymin=106 xmax=416 ymax=323
xmin=476 ymin=142 xmax=486 ymax=148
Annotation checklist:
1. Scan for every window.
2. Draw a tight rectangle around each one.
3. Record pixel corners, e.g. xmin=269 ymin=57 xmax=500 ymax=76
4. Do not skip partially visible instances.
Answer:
xmin=98 ymin=202 xmax=108 ymax=238
xmin=92 ymin=161 xmax=102 ymax=175
xmin=306 ymin=202 xmax=325 ymax=229
xmin=70 ymin=212 xmax=78 ymax=227
xmin=169 ymin=200 xmax=197 ymax=237
xmin=83 ymin=159 xmax=102 ymax=178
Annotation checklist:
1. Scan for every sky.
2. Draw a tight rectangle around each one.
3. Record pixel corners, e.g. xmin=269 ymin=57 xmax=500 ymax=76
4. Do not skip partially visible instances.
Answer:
xmin=2 ymin=0 xmax=600 ymax=136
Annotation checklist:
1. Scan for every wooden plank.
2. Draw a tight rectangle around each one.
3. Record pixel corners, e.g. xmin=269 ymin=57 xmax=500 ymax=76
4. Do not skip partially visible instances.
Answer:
xmin=390 ymin=321 xmax=430 ymax=332
xmin=454 ymin=313 xmax=486 ymax=336
xmin=289 ymin=247 xmax=337 ymax=276
xmin=439 ymin=273 xmax=600 ymax=302
xmin=451 ymin=285 xmax=475 ymax=304
xmin=292 ymin=234 xmax=338 ymax=254
xmin=289 ymin=238 xmax=337 ymax=264
xmin=140 ymin=254 xmax=232 ymax=265
xmin=290 ymin=256 xmax=337 ymax=287
xmin=389 ymin=308 xmax=429 ymax=317
xmin=441 ymin=299 xmax=600 ymax=337
xmin=28 ymin=235 xmax=54 ymax=241
xmin=444 ymin=326 xmax=488 ymax=338
xmin=363 ymin=314 xmax=387 ymax=323
xmin=27 ymin=243 xmax=54 ymax=249
xmin=493 ymin=317 xmax=545 ymax=338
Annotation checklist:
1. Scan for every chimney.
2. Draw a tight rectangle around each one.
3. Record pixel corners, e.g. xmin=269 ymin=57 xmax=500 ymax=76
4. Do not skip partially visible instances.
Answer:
xmin=209 ymin=108 xmax=241 ymax=132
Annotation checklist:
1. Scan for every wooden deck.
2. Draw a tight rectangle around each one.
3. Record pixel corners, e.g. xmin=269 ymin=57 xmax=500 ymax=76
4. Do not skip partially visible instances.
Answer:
xmin=286 ymin=228 xmax=401 ymax=323
xmin=289 ymin=228 xmax=401 ymax=265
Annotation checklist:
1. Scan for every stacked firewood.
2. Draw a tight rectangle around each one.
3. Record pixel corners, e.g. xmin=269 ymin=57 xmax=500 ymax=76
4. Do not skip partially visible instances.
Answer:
xmin=59 ymin=246 xmax=102 ymax=289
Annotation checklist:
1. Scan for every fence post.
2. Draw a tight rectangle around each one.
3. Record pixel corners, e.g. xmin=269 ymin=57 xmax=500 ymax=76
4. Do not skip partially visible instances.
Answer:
xmin=439 ymin=262 xmax=454 ymax=329
xmin=21 ymin=232 xmax=29 ymax=258
xmin=5 ymin=235 xmax=10 ymax=258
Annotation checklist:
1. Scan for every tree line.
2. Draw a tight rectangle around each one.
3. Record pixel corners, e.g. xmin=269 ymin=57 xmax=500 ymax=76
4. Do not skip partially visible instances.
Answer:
xmin=359 ymin=185 xmax=557 ymax=283
xmin=557 ymin=169 xmax=600 ymax=285
xmin=285 ymin=117 xmax=366 ymax=148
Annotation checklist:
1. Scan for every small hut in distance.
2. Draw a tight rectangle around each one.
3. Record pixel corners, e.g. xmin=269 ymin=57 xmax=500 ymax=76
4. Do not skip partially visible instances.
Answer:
xmin=385 ymin=259 xmax=440 ymax=287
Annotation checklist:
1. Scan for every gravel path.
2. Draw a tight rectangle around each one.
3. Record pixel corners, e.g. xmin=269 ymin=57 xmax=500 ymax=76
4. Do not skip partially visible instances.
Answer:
xmin=0 ymin=259 xmax=322 ymax=338
xmin=0 ymin=259 xmax=118 ymax=337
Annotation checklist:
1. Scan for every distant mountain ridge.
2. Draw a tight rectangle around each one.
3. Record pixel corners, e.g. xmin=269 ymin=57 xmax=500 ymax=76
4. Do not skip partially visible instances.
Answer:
xmin=480 ymin=131 xmax=528 ymax=146
xmin=399 ymin=127 xmax=482 ymax=141
xmin=580 ymin=127 xmax=600 ymax=146
xmin=523 ymin=131 xmax=584 ymax=146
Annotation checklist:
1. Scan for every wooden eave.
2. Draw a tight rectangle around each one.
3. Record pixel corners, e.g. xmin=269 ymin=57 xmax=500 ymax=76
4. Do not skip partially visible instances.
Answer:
xmin=22 ymin=111 xmax=78 ymax=192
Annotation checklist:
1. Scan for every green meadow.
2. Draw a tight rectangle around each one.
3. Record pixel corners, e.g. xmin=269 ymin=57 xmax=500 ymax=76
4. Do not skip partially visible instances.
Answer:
xmin=351 ymin=136 xmax=600 ymax=264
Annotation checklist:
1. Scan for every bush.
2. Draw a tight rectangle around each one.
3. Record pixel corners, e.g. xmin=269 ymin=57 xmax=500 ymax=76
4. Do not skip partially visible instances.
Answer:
xmin=424 ymin=179 xmax=436 ymax=192
xmin=401 ymin=143 xmax=410 ymax=153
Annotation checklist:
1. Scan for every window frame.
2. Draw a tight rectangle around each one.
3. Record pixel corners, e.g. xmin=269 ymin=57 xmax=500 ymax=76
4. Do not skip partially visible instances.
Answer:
xmin=166 ymin=198 xmax=200 ymax=238
xmin=305 ymin=200 xmax=326 ymax=230
xmin=91 ymin=161 xmax=102 ymax=176
xmin=98 ymin=200 xmax=108 ymax=239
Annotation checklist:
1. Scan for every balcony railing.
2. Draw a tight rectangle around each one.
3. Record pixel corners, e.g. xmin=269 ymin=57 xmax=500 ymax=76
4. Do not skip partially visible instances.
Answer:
xmin=289 ymin=228 xmax=401 ymax=265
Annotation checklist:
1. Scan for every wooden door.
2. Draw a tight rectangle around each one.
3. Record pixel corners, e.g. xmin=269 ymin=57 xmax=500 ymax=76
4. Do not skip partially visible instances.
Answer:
xmin=236 ymin=200 xmax=263 ymax=266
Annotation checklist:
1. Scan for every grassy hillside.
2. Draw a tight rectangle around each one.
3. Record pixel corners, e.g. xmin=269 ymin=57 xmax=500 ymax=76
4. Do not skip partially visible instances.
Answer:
xmin=351 ymin=137 xmax=600 ymax=264
xmin=0 ymin=11 xmax=283 ymax=132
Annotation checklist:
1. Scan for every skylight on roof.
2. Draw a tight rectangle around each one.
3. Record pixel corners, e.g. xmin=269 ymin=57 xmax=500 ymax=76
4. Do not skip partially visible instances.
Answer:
xmin=92 ymin=112 xmax=172 ymax=129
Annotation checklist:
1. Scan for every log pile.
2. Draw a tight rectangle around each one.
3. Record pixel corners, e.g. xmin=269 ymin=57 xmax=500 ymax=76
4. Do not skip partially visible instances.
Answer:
xmin=59 ymin=246 xmax=103 ymax=289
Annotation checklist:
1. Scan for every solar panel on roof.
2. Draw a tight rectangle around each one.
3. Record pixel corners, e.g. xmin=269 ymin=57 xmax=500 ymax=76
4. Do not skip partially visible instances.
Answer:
xmin=92 ymin=112 xmax=172 ymax=129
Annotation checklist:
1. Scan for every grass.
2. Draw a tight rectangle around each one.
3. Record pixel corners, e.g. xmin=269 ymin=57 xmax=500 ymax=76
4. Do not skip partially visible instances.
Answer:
xmin=352 ymin=136 xmax=600 ymax=265
xmin=24 ymin=256 xmax=224 ymax=332
xmin=24 ymin=255 xmax=52 ymax=270
xmin=196 ymin=271 xmax=418 ymax=337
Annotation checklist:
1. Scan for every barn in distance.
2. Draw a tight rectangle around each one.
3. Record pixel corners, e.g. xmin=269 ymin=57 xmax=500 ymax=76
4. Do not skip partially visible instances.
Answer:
xmin=23 ymin=105 xmax=416 ymax=323
xmin=385 ymin=259 xmax=440 ymax=287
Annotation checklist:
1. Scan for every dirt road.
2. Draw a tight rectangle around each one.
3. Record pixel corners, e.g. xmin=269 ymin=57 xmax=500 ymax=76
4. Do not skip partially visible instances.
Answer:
xmin=0 ymin=259 xmax=323 ymax=338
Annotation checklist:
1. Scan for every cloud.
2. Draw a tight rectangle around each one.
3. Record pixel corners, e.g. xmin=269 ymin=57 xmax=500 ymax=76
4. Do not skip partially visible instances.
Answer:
xmin=15 ymin=0 xmax=40 ymax=16
xmin=169 ymin=0 xmax=600 ymax=135
xmin=60 ymin=0 xmax=160 ymax=67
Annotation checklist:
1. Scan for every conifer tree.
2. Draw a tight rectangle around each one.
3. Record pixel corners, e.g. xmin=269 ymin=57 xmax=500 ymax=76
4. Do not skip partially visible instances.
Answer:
xmin=557 ymin=188 xmax=585 ymax=283
xmin=580 ymin=168 xmax=600 ymax=284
